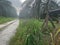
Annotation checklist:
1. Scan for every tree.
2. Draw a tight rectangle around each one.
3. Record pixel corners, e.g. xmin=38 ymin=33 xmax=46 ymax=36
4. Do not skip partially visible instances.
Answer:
xmin=0 ymin=0 xmax=17 ymax=17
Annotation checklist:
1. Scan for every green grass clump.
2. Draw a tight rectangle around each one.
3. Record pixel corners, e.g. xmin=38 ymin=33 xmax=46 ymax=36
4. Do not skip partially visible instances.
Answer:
xmin=0 ymin=17 xmax=14 ymax=24
xmin=9 ymin=19 xmax=44 ymax=45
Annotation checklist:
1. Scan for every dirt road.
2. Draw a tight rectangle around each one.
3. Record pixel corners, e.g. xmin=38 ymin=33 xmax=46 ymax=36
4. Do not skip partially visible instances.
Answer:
xmin=0 ymin=20 xmax=19 ymax=45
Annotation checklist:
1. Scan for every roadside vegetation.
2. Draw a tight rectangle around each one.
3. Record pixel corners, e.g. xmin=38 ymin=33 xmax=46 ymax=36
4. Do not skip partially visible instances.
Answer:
xmin=0 ymin=0 xmax=59 ymax=45
xmin=9 ymin=19 xmax=56 ymax=45
xmin=9 ymin=19 xmax=43 ymax=45
xmin=0 ymin=17 xmax=14 ymax=24
xmin=0 ymin=0 xmax=17 ymax=24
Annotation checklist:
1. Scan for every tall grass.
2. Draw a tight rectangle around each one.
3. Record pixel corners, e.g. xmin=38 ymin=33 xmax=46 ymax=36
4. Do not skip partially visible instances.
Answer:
xmin=9 ymin=19 xmax=45 ymax=45
xmin=0 ymin=17 xmax=14 ymax=24
xmin=9 ymin=19 xmax=58 ymax=45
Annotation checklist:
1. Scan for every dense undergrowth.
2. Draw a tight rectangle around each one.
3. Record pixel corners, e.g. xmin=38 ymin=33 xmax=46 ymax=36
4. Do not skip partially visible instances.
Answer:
xmin=9 ymin=19 xmax=60 ymax=45
xmin=0 ymin=17 xmax=14 ymax=24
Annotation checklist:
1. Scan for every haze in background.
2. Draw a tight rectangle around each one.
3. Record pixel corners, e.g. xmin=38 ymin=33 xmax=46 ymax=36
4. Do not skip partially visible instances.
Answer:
xmin=8 ymin=0 xmax=26 ymax=15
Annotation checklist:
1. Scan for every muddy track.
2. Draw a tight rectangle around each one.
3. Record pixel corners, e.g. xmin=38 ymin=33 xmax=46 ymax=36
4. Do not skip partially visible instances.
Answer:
xmin=0 ymin=20 xmax=19 ymax=45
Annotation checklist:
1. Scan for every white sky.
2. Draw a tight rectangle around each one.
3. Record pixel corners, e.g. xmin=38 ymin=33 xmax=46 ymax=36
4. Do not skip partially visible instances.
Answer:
xmin=20 ymin=0 xmax=26 ymax=3
xmin=57 ymin=0 xmax=60 ymax=2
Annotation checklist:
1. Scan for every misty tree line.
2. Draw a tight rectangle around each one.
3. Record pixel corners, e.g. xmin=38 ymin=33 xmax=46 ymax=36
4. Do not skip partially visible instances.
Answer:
xmin=19 ymin=0 xmax=33 ymax=18
xmin=19 ymin=0 xmax=60 ymax=20
xmin=0 ymin=0 xmax=59 ymax=19
xmin=0 ymin=0 xmax=17 ymax=17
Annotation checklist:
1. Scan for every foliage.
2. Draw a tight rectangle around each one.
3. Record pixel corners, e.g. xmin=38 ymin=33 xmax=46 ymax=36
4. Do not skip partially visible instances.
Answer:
xmin=0 ymin=0 xmax=17 ymax=17
xmin=0 ymin=17 xmax=14 ymax=24
xmin=9 ymin=19 xmax=45 ymax=45
xmin=50 ymin=28 xmax=60 ymax=45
